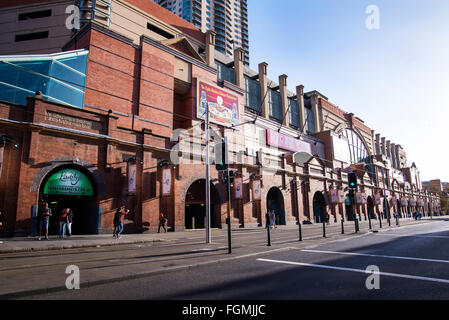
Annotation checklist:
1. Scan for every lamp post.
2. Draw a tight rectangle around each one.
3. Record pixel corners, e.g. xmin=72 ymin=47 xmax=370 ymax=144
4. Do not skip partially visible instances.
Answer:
xmin=205 ymin=103 xmax=211 ymax=244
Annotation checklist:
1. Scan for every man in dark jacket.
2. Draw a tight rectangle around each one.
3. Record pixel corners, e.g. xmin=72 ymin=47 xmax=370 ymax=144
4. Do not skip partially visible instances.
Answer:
xmin=38 ymin=202 xmax=52 ymax=240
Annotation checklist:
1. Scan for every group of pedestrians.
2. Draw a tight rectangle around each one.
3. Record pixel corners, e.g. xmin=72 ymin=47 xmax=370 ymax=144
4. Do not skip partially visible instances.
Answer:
xmin=37 ymin=202 xmax=73 ymax=240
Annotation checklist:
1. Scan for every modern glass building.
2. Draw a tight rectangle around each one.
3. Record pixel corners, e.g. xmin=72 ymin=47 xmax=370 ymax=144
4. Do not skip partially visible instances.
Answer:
xmin=0 ymin=50 xmax=88 ymax=108
xmin=156 ymin=0 xmax=249 ymax=65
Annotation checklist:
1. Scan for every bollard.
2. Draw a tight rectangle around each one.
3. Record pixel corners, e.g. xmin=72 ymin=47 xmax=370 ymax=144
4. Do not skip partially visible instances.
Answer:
xmin=341 ymin=219 xmax=345 ymax=234
xmin=298 ymin=221 xmax=303 ymax=241
xmin=368 ymin=215 xmax=372 ymax=230
xmin=322 ymin=220 xmax=326 ymax=238
xmin=266 ymin=213 xmax=271 ymax=246
xmin=379 ymin=214 xmax=382 ymax=228
xmin=388 ymin=216 xmax=391 ymax=227
xmin=396 ymin=216 xmax=400 ymax=227
xmin=354 ymin=218 xmax=358 ymax=233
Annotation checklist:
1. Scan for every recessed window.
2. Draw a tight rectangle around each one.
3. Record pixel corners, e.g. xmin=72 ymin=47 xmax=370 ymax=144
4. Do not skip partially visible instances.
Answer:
xmin=15 ymin=31 xmax=49 ymax=42
xmin=18 ymin=9 xmax=51 ymax=21
xmin=147 ymin=22 xmax=174 ymax=39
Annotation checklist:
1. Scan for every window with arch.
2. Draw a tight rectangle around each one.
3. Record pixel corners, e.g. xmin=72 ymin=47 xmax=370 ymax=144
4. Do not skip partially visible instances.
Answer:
xmin=339 ymin=128 xmax=369 ymax=164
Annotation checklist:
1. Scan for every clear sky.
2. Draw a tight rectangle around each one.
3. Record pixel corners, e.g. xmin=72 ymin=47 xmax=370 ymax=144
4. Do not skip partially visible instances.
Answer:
xmin=247 ymin=0 xmax=449 ymax=183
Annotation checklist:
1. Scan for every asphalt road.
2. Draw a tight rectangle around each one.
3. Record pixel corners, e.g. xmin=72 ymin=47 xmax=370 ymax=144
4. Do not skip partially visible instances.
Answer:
xmin=18 ymin=218 xmax=449 ymax=300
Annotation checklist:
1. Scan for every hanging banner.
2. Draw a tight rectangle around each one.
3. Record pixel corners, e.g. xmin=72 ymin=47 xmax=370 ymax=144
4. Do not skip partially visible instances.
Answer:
xmin=197 ymin=79 xmax=239 ymax=127
xmin=329 ymin=190 xmax=338 ymax=204
xmin=0 ymin=147 xmax=3 ymax=179
xmin=234 ymin=177 xmax=243 ymax=199
xmin=252 ymin=180 xmax=261 ymax=200
xmin=162 ymin=168 xmax=172 ymax=196
xmin=401 ymin=198 xmax=408 ymax=206
xmin=362 ymin=193 xmax=368 ymax=204
xmin=338 ymin=190 xmax=345 ymax=204
xmin=355 ymin=192 xmax=363 ymax=204
xmin=43 ymin=169 xmax=94 ymax=196
xmin=266 ymin=129 xmax=312 ymax=153
xmin=375 ymin=193 xmax=381 ymax=205
xmin=127 ymin=163 xmax=136 ymax=194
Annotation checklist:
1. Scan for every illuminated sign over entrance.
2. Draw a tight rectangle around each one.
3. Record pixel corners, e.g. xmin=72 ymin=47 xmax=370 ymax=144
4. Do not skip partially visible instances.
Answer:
xmin=43 ymin=169 xmax=94 ymax=196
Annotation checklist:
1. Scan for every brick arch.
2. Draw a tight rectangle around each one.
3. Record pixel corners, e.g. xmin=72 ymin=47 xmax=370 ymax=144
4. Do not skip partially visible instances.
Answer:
xmin=30 ymin=156 xmax=105 ymax=197
xmin=180 ymin=174 xmax=224 ymax=204
xmin=263 ymin=184 xmax=286 ymax=203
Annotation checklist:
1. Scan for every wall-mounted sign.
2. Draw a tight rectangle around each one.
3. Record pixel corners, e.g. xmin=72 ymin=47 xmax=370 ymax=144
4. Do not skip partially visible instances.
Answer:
xmin=197 ymin=79 xmax=239 ymax=127
xmin=128 ymin=163 xmax=136 ymax=194
xmin=43 ymin=169 xmax=94 ymax=196
xmin=234 ymin=177 xmax=243 ymax=199
xmin=162 ymin=168 xmax=172 ymax=196
xmin=266 ymin=129 xmax=312 ymax=153
xmin=252 ymin=180 xmax=261 ymax=200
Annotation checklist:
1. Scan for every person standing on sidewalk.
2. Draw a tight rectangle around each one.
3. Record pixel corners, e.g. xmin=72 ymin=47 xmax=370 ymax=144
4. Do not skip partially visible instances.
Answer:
xmin=38 ymin=202 xmax=52 ymax=240
xmin=113 ymin=206 xmax=129 ymax=238
xmin=0 ymin=211 xmax=4 ymax=230
xmin=158 ymin=212 xmax=167 ymax=233
xmin=58 ymin=208 xmax=68 ymax=239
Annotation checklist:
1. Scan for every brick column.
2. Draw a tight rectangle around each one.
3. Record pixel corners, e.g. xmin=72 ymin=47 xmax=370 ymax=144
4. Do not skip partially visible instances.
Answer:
xmin=279 ymin=74 xmax=289 ymax=128
xmin=205 ymin=30 xmax=216 ymax=67
xmin=311 ymin=93 xmax=321 ymax=133
xmin=234 ymin=47 xmax=245 ymax=90
xmin=258 ymin=62 xmax=269 ymax=118
xmin=296 ymin=85 xmax=306 ymax=134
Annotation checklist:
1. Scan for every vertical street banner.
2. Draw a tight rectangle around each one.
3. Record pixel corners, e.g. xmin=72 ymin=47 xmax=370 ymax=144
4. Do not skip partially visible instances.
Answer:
xmin=338 ymin=190 xmax=345 ymax=203
xmin=362 ymin=193 xmax=368 ymax=204
xmin=329 ymin=189 xmax=338 ymax=204
xmin=197 ymin=79 xmax=239 ymax=127
xmin=356 ymin=192 xmax=363 ymax=204
xmin=0 ymin=147 xmax=3 ymax=179
xmin=128 ymin=162 xmax=136 ymax=194
xmin=234 ymin=177 xmax=243 ymax=199
xmin=162 ymin=168 xmax=172 ymax=196
xmin=375 ymin=193 xmax=381 ymax=205
xmin=252 ymin=180 xmax=261 ymax=200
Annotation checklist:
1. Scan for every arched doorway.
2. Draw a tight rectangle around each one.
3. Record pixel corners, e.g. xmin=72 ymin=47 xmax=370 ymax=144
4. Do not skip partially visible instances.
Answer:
xmin=367 ymin=196 xmax=376 ymax=219
xmin=267 ymin=187 xmax=286 ymax=226
xmin=313 ymin=191 xmax=326 ymax=223
xmin=39 ymin=166 xmax=98 ymax=235
xmin=185 ymin=179 xmax=220 ymax=230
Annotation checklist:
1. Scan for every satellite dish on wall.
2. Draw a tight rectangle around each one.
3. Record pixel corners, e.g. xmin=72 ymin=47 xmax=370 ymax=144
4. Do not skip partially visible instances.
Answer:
xmin=293 ymin=151 xmax=313 ymax=166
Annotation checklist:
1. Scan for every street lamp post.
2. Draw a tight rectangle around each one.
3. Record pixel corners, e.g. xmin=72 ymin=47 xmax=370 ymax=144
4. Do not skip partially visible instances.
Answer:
xmin=205 ymin=103 xmax=211 ymax=244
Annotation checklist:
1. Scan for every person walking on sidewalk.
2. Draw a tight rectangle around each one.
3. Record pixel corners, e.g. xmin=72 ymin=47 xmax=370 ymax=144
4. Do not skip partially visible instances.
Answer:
xmin=269 ymin=210 xmax=276 ymax=229
xmin=38 ymin=202 xmax=52 ymax=240
xmin=113 ymin=206 xmax=129 ymax=238
xmin=158 ymin=212 xmax=167 ymax=233
xmin=66 ymin=208 xmax=73 ymax=238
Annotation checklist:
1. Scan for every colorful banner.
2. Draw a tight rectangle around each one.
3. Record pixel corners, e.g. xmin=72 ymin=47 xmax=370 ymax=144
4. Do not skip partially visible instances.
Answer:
xmin=234 ymin=177 xmax=243 ymax=199
xmin=266 ymin=129 xmax=312 ymax=153
xmin=375 ymin=193 xmax=381 ymax=205
xmin=252 ymin=180 xmax=261 ymax=200
xmin=401 ymin=198 xmax=408 ymax=206
xmin=355 ymin=192 xmax=363 ymax=204
xmin=128 ymin=163 xmax=136 ymax=194
xmin=162 ymin=168 xmax=172 ymax=196
xmin=197 ymin=79 xmax=239 ymax=127
xmin=362 ymin=193 xmax=368 ymax=204
xmin=43 ymin=169 xmax=93 ymax=196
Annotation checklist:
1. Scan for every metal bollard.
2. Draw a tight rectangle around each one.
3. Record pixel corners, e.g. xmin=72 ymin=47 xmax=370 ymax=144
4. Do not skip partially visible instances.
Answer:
xmin=341 ymin=219 xmax=345 ymax=234
xmin=266 ymin=213 xmax=271 ymax=246
xmin=368 ymin=215 xmax=372 ymax=230
xmin=396 ymin=216 xmax=400 ymax=227
xmin=323 ymin=220 xmax=326 ymax=238
xmin=298 ymin=221 xmax=303 ymax=241
xmin=355 ymin=218 xmax=359 ymax=233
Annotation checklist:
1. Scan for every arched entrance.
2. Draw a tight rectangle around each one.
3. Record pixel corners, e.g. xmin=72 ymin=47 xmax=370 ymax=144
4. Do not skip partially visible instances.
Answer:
xmin=313 ymin=191 xmax=326 ymax=223
xmin=367 ymin=196 xmax=376 ymax=219
xmin=267 ymin=187 xmax=286 ymax=225
xmin=185 ymin=179 xmax=220 ymax=230
xmin=39 ymin=166 xmax=98 ymax=235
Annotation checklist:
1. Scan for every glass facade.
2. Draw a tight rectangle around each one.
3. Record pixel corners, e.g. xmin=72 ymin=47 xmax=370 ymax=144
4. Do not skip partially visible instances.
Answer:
xmin=0 ymin=50 xmax=88 ymax=108
xmin=288 ymin=98 xmax=300 ymax=130
xmin=339 ymin=128 xmax=369 ymax=164
xmin=305 ymin=107 xmax=315 ymax=133
xmin=216 ymin=61 xmax=236 ymax=84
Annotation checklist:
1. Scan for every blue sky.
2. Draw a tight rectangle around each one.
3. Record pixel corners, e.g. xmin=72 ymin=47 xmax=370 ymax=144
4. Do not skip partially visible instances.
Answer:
xmin=247 ymin=0 xmax=449 ymax=183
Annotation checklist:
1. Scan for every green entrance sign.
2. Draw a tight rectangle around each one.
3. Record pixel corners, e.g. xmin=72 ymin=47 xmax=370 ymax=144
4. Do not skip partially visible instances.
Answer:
xmin=43 ymin=169 xmax=94 ymax=196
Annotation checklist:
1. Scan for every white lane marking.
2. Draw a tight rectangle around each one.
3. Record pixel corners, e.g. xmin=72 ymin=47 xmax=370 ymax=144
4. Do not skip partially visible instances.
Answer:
xmin=301 ymin=249 xmax=449 ymax=264
xmin=257 ymin=258 xmax=449 ymax=285
xmin=375 ymin=233 xmax=449 ymax=239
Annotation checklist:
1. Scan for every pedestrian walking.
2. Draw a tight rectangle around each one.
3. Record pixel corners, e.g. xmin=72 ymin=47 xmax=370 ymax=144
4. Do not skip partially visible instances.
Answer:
xmin=269 ymin=210 xmax=276 ymax=229
xmin=38 ymin=202 xmax=52 ymax=240
xmin=66 ymin=208 xmax=73 ymax=238
xmin=113 ymin=206 xmax=129 ymax=238
xmin=59 ymin=208 xmax=68 ymax=239
xmin=158 ymin=212 xmax=167 ymax=233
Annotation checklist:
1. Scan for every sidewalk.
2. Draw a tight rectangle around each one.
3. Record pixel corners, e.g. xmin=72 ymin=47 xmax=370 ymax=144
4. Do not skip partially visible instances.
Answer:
xmin=0 ymin=216 xmax=434 ymax=254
